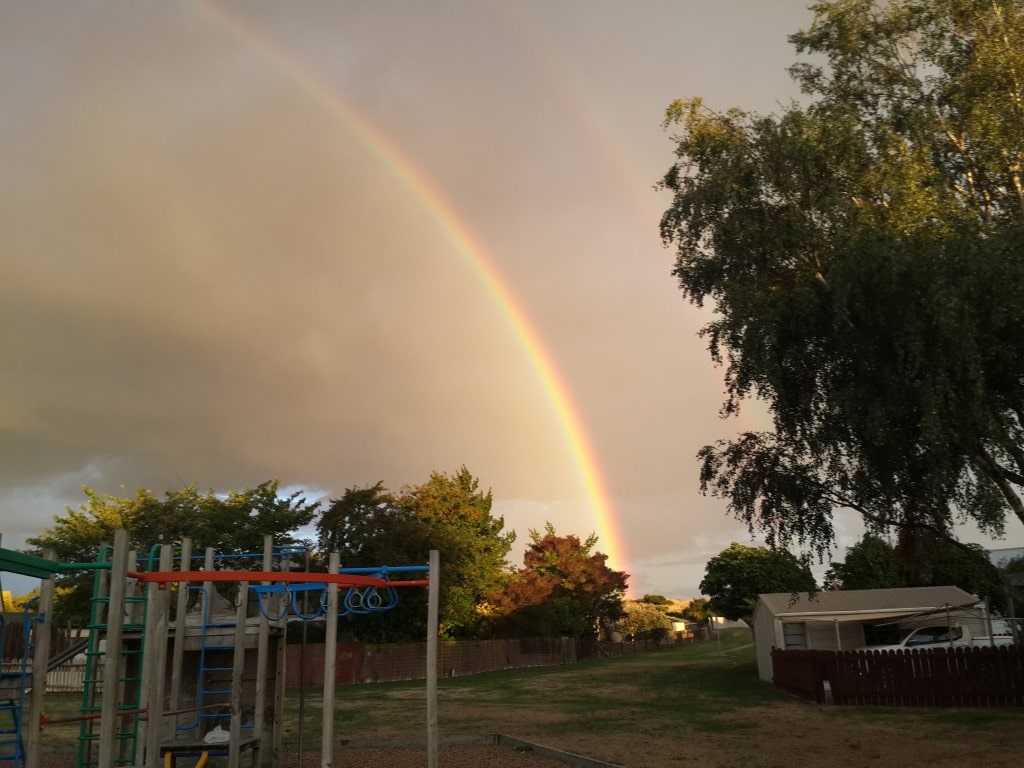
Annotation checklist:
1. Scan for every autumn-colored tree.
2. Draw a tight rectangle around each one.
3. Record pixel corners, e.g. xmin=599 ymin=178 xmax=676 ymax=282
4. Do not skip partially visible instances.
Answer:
xmin=485 ymin=524 xmax=627 ymax=643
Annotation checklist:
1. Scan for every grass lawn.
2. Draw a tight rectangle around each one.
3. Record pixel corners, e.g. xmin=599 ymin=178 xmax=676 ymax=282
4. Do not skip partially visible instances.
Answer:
xmin=32 ymin=629 xmax=1024 ymax=767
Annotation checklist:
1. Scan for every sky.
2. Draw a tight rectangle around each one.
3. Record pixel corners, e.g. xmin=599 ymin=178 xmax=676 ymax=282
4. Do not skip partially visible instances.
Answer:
xmin=3 ymin=1 xmax=1022 ymax=601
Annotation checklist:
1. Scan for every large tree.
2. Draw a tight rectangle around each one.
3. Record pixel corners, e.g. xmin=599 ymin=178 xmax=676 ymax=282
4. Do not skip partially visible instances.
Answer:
xmin=315 ymin=467 xmax=515 ymax=641
xmin=402 ymin=467 xmax=515 ymax=637
xmin=823 ymin=534 xmax=906 ymax=590
xmin=27 ymin=481 xmax=318 ymax=621
xmin=681 ymin=596 xmax=716 ymax=635
xmin=619 ymin=601 xmax=672 ymax=641
xmin=825 ymin=533 xmax=1006 ymax=609
xmin=700 ymin=543 xmax=816 ymax=623
xmin=1000 ymin=554 xmax=1024 ymax=617
xmin=660 ymin=0 xmax=1024 ymax=561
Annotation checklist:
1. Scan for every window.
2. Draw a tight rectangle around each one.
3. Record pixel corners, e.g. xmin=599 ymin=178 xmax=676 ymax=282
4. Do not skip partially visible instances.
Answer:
xmin=904 ymin=625 xmax=963 ymax=647
xmin=782 ymin=622 xmax=807 ymax=649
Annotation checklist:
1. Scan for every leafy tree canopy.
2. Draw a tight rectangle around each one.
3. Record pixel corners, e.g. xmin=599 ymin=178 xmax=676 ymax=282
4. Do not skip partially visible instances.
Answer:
xmin=660 ymin=0 xmax=1024 ymax=565
xmin=681 ymin=596 xmax=715 ymax=630
xmin=401 ymin=466 xmax=515 ymax=638
xmin=314 ymin=467 xmax=514 ymax=641
xmin=825 ymin=532 xmax=1006 ymax=609
xmin=700 ymin=542 xmax=816 ymax=623
xmin=619 ymin=601 xmax=672 ymax=640
xmin=484 ymin=523 xmax=628 ymax=643
xmin=823 ymin=534 xmax=906 ymax=590
xmin=27 ymin=481 xmax=318 ymax=621
xmin=1001 ymin=554 xmax=1024 ymax=616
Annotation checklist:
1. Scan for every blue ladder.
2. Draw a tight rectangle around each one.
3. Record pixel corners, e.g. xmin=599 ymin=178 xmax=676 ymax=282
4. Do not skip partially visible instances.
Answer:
xmin=179 ymin=585 xmax=251 ymax=735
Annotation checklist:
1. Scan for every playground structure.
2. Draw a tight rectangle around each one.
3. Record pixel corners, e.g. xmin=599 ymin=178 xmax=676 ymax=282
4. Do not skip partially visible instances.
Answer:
xmin=0 ymin=531 xmax=440 ymax=768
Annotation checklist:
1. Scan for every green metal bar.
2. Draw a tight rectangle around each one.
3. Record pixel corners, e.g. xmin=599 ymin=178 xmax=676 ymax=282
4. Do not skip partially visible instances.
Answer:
xmin=0 ymin=546 xmax=113 ymax=578
xmin=0 ymin=548 xmax=56 ymax=579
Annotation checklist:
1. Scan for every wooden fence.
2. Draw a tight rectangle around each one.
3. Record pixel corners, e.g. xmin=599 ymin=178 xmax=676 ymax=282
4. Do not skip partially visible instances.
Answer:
xmin=283 ymin=636 xmax=680 ymax=688
xmin=1 ymin=618 xmax=689 ymax=693
xmin=772 ymin=646 xmax=1024 ymax=707
xmin=1 ymin=620 xmax=83 ymax=663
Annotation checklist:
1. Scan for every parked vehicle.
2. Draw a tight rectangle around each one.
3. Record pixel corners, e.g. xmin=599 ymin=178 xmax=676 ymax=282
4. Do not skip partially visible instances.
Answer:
xmin=865 ymin=624 xmax=1015 ymax=652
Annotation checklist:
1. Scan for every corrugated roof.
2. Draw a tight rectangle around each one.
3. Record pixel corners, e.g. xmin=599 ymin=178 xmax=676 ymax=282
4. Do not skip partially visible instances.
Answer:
xmin=757 ymin=586 xmax=979 ymax=619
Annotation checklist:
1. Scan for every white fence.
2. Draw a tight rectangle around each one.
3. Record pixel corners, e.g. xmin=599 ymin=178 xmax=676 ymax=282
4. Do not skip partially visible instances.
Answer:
xmin=0 ymin=660 xmax=86 ymax=693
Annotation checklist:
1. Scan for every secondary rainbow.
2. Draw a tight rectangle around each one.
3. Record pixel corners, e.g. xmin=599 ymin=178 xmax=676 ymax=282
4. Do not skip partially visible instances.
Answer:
xmin=185 ymin=1 xmax=627 ymax=570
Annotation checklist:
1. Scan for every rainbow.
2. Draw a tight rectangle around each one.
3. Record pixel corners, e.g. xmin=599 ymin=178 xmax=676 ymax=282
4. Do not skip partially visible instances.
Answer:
xmin=183 ymin=1 xmax=627 ymax=571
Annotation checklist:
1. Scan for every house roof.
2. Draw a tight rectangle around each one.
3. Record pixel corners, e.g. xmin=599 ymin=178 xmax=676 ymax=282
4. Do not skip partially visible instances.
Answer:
xmin=756 ymin=586 xmax=980 ymax=623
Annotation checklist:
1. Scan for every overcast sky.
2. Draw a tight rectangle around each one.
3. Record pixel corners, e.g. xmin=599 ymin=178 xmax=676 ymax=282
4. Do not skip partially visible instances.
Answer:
xmin=3 ymin=1 xmax=1021 ymax=600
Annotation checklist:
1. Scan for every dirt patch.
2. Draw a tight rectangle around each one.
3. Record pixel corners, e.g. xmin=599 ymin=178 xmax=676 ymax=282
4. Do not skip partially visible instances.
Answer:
xmin=282 ymin=744 xmax=588 ymax=768
xmin=36 ymin=742 xmax=588 ymax=768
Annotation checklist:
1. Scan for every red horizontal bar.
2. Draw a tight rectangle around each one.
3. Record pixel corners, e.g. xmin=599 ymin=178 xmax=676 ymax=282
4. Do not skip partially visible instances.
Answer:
xmin=41 ymin=707 xmax=148 ymax=726
xmin=128 ymin=570 xmax=428 ymax=588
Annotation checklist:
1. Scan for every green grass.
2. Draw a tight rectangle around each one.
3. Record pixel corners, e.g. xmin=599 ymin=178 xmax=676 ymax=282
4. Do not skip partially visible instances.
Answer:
xmin=298 ymin=628 xmax=786 ymax=743
xmin=30 ymin=628 xmax=1024 ymax=766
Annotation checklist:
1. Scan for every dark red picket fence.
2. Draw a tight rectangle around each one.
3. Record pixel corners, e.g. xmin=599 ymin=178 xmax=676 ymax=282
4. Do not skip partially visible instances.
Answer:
xmin=772 ymin=646 xmax=1024 ymax=707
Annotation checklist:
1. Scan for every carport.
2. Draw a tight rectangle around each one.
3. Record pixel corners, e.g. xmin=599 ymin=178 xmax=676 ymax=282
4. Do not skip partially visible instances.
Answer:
xmin=751 ymin=586 xmax=983 ymax=681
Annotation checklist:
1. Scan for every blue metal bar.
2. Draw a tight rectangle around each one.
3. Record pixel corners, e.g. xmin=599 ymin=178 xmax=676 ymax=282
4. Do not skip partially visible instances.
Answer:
xmin=336 ymin=564 xmax=429 ymax=575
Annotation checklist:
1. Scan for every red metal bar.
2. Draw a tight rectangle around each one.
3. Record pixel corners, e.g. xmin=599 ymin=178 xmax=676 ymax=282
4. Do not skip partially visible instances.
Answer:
xmin=40 ymin=707 xmax=148 ymax=726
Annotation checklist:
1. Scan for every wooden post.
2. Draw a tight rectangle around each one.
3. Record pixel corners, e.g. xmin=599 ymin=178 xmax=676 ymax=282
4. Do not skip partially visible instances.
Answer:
xmin=122 ymin=548 xmax=139 ymax=767
xmin=254 ymin=536 xmax=273 ymax=766
xmin=229 ymin=581 xmax=249 ymax=768
xmin=271 ymin=555 xmax=288 ymax=767
xmin=98 ymin=530 xmax=129 ymax=768
xmin=25 ymin=548 xmax=56 ymax=766
xmin=141 ymin=545 xmax=173 ymax=767
xmin=168 ymin=537 xmax=191 ymax=737
xmin=321 ymin=552 xmax=340 ymax=768
xmin=427 ymin=549 xmax=439 ymax=768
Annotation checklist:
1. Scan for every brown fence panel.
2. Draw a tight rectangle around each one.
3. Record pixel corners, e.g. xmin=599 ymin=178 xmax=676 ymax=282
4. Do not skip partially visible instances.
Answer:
xmin=1 ymin=620 xmax=85 ymax=664
xmin=284 ymin=638 xmax=570 ymax=688
xmin=773 ymin=646 xmax=1024 ymax=708
xmin=771 ymin=649 xmax=833 ymax=702
xmin=284 ymin=635 xmax=701 ymax=688
xmin=284 ymin=641 xmax=369 ymax=687
xmin=364 ymin=642 xmax=425 ymax=683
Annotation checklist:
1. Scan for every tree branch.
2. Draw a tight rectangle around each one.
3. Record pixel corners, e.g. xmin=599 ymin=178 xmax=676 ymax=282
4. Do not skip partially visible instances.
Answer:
xmin=974 ymin=447 xmax=1024 ymax=528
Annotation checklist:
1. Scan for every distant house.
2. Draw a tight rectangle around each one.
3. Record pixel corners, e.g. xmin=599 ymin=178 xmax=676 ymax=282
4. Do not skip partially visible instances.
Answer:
xmin=752 ymin=586 xmax=987 ymax=682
